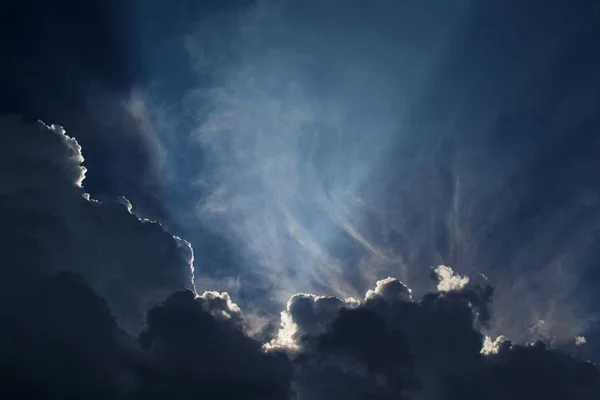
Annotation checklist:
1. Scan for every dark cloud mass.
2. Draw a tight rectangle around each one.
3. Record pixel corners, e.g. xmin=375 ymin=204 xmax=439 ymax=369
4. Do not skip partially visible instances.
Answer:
xmin=285 ymin=277 xmax=600 ymax=400
xmin=0 ymin=115 xmax=193 ymax=333
xmin=0 ymin=272 xmax=137 ymax=399
xmin=137 ymin=290 xmax=293 ymax=399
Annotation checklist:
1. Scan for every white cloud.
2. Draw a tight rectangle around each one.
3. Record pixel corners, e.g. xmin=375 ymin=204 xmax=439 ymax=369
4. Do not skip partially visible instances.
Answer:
xmin=435 ymin=265 xmax=470 ymax=292
xmin=266 ymin=292 xmax=359 ymax=351
xmin=365 ymin=277 xmax=412 ymax=303
xmin=481 ymin=335 xmax=509 ymax=355
xmin=575 ymin=336 xmax=587 ymax=346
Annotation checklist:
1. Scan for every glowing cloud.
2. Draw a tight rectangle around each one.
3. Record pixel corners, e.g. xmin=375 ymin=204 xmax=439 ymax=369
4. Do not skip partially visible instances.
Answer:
xmin=435 ymin=265 xmax=470 ymax=292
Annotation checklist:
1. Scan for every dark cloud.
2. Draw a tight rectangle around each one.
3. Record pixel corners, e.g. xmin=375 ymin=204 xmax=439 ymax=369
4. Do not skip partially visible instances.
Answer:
xmin=136 ymin=290 xmax=293 ymax=399
xmin=286 ymin=278 xmax=487 ymax=399
xmin=365 ymin=276 xmax=413 ymax=303
xmin=0 ymin=114 xmax=297 ymax=399
xmin=0 ymin=115 xmax=194 ymax=333
xmin=2 ymin=267 xmax=596 ymax=400
xmin=0 ymin=272 xmax=139 ymax=399
xmin=0 ymin=274 xmax=291 ymax=400
xmin=448 ymin=341 xmax=600 ymax=400
xmin=267 ymin=293 xmax=360 ymax=350
xmin=275 ymin=277 xmax=599 ymax=400
xmin=295 ymin=307 xmax=418 ymax=400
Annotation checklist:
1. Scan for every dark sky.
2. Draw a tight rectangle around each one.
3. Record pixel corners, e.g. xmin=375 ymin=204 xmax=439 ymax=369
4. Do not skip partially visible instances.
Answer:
xmin=1 ymin=0 xmax=600 ymax=399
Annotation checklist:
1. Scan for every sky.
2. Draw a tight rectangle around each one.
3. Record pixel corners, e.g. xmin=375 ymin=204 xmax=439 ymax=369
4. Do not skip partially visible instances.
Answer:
xmin=1 ymin=0 xmax=600 ymax=399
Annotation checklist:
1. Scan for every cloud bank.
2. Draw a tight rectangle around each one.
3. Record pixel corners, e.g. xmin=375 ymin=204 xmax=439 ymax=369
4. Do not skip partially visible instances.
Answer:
xmin=2 ymin=114 xmax=600 ymax=399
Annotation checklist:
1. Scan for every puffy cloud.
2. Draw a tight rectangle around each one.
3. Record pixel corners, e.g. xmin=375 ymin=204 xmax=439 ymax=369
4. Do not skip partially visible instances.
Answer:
xmin=267 ymin=293 xmax=360 ymax=351
xmin=481 ymin=335 xmax=510 ymax=355
xmin=137 ymin=290 xmax=293 ymax=399
xmin=0 ymin=115 xmax=194 ymax=333
xmin=284 ymin=277 xmax=599 ymax=400
xmin=197 ymin=290 xmax=242 ymax=321
xmin=434 ymin=265 xmax=470 ymax=292
xmin=576 ymin=336 xmax=588 ymax=346
xmin=365 ymin=277 xmax=413 ymax=303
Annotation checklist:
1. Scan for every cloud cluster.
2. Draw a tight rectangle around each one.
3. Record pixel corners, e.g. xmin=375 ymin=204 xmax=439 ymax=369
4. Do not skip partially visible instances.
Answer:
xmin=137 ymin=290 xmax=293 ymax=399
xmin=2 ymin=113 xmax=600 ymax=399
xmin=267 ymin=293 xmax=360 ymax=351
xmin=0 ymin=272 xmax=294 ymax=399
xmin=0 ymin=115 xmax=290 ymax=398
xmin=278 ymin=276 xmax=491 ymax=399
xmin=4 ymin=264 xmax=597 ymax=399
xmin=281 ymin=277 xmax=599 ymax=400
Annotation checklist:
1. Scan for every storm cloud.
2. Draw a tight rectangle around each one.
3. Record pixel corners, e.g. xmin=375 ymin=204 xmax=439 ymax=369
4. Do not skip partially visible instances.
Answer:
xmin=0 ymin=115 xmax=194 ymax=333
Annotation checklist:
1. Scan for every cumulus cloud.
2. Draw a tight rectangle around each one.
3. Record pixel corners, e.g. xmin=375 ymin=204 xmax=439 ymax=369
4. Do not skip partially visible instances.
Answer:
xmin=138 ymin=290 xmax=293 ymax=399
xmin=197 ymin=290 xmax=242 ymax=321
xmin=481 ymin=335 xmax=510 ymax=355
xmin=434 ymin=265 xmax=470 ymax=292
xmin=286 ymin=277 xmax=600 ymax=400
xmin=365 ymin=277 xmax=413 ymax=303
xmin=267 ymin=293 xmax=360 ymax=351
xmin=0 ymin=115 xmax=194 ymax=333
xmin=0 ymin=273 xmax=292 ymax=399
